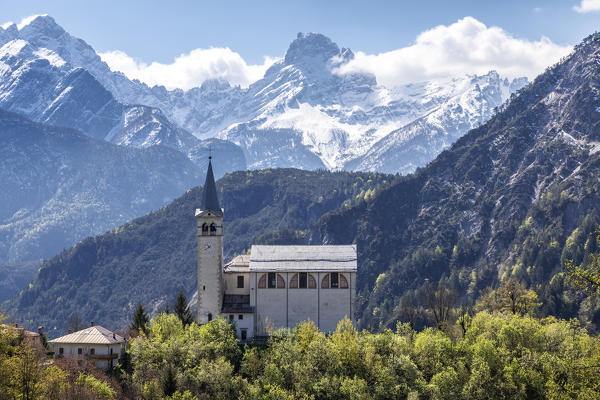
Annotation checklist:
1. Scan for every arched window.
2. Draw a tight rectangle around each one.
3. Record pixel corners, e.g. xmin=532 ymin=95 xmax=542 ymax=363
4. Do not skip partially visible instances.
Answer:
xmin=258 ymin=274 xmax=266 ymax=288
xmin=207 ymin=313 xmax=212 ymax=322
xmin=202 ymin=223 xmax=208 ymax=235
xmin=339 ymin=274 xmax=349 ymax=289
xmin=290 ymin=274 xmax=298 ymax=288
xmin=291 ymin=273 xmax=317 ymax=289
xmin=320 ymin=273 xmax=347 ymax=289
xmin=321 ymin=274 xmax=330 ymax=289
xmin=210 ymin=223 xmax=217 ymax=235
xmin=277 ymin=274 xmax=285 ymax=288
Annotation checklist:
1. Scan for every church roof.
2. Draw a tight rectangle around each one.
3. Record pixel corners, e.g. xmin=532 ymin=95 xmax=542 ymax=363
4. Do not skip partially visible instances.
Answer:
xmin=224 ymin=255 xmax=250 ymax=273
xmin=50 ymin=326 xmax=124 ymax=345
xmin=201 ymin=158 xmax=221 ymax=214
xmin=249 ymin=245 xmax=357 ymax=272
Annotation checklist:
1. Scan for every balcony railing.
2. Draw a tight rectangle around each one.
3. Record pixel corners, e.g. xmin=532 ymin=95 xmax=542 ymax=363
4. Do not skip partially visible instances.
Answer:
xmin=85 ymin=353 xmax=118 ymax=360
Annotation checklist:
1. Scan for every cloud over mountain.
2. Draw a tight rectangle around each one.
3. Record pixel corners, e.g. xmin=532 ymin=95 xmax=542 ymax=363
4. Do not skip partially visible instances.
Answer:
xmin=335 ymin=17 xmax=571 ymax=87
xmin=100 ymin=48 xmax=278 ymax=90
xmin=99 ymin=17 xmax=570 ymax=91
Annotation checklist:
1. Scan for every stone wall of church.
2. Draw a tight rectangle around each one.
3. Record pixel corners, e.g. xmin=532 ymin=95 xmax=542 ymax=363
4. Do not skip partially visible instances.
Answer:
xmin=223 ymin=273 xmax=250 ymax=295
xmin=288 ymin=273 xmax=319 ymax=329
xmin=251 ymin=272 xmax=355 ymax=335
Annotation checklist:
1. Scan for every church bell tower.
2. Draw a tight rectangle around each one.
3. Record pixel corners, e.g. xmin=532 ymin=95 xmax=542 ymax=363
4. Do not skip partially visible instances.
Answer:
xmin=196 ymin=157 xmax=224 ymax=324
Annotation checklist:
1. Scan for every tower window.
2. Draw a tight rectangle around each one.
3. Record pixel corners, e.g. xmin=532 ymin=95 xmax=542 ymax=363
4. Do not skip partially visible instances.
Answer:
xmin=268 ymin=272 xmax=276 ymax=288
xmin=331 ymin=272 xmax=339 ymax=288
xmin=299 ymin=272 xmax=307 ymax=288
xmin=210 ymin=223 xmax=217 ymax=235
xmin=237 ymin=276 xmax=244 ymax=288
xmin=208 ymin=313 xmax=212 ymax=322
xmin=202 ymin=223 xmax=208 ymax=235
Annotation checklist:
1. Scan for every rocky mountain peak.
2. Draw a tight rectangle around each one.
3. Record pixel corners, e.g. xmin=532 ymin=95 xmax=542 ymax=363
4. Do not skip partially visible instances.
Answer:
xmin=200 ymin=77 xmax=232 ymax=92
xmin=284 ymin=32 xmax=342 ymax=67
xmin=0 ymin=23 xmax=18 ymax=44
xmin=18 ymin=15 xmax=66 ymax=42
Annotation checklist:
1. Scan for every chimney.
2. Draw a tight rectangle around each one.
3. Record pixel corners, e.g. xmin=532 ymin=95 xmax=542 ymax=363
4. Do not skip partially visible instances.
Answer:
xmin=37 ymin=326 xmax=44 ymax=334
xmin=90 ymin=321 xmax=94 ymax=327
xmin=113 ymin=333 xmax=116 ymax=340
xmin=14 ymin=323 xmax=18 ymax=328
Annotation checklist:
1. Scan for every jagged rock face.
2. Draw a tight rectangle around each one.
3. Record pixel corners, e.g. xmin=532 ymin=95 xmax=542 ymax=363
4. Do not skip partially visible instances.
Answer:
xmin=0 ymin=17 xmax=527 ymax=173
xmin=0 ymin=109 xmax=201 ymax=262
xmin=311 ymin=33 xmax=600 ymax=330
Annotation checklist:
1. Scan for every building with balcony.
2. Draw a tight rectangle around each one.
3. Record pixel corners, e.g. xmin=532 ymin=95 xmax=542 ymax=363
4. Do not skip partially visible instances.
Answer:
xmin=49 ymin=325 xmax=125 ymax=370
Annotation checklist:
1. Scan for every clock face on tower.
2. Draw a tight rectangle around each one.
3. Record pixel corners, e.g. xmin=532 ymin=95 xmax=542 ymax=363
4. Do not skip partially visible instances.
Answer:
xmin=203 ymin=244 xmax=211 ymax=250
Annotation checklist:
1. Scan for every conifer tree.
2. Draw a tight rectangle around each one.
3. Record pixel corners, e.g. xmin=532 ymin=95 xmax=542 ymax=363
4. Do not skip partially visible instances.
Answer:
xmin=173 ymin=291 xmax=194 ymax=326
xmin=131 ymin=303 xmax=149 ymax=335
xmin=162 ymin=365 xmax=177 ymax=397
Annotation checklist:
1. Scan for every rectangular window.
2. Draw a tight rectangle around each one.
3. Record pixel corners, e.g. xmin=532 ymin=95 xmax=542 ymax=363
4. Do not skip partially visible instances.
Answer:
xmin=299 ymin=272 xmax=307 ymax=288
xmin=237 ymin=275 xmax=244 ymax=288
xmin=229 ymin=315 xmax=234 ymax=322
xmin=241 ymin=329 xmax=247 ymax=341
xmin=77 ymin=348 xmax=82 ymax=355
xmin=90 ymin=348 xmax=95 ymax=355
xmin=59 ymin=347 xmax=64 ymax=355
xmin=238 ymin=314 xmax=243 ymax=320
xmin=268 ymin=272 xmax=276 ymax=288
xmin=331 ymin=272 xmax=339 ymax=288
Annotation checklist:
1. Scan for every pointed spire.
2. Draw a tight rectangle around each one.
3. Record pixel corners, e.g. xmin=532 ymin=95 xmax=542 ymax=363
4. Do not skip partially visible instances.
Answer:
xmin=202 ymin=157 xmax=221 ymax=213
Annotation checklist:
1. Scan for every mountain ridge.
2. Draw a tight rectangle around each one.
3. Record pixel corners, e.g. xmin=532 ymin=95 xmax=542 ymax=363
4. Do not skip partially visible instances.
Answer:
xmin=0 ymin=17 xmax=527 ymax=174
xmin=310 ymin=32 xmax=600 ymax=330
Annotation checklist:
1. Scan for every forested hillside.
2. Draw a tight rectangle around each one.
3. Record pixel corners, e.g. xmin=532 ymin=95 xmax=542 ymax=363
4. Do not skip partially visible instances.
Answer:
xmin=5 ymin=169 xmax=390 ymax=332
xmin=312 ymin=33 xmax=600 ymax=331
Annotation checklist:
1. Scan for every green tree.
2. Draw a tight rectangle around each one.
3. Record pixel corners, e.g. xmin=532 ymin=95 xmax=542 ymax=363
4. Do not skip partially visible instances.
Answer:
xmin=565 ymin=227 xmax=600 ymax=296
xmin=477 ymin=278 xmax=540 ymax=315
xmin=174 ymin=290 xmax=194 ymax=326
xmin=131 ymin=303 xmax=150 ymax=336
xmin=422 ymin=281 xmax=457 ymax=330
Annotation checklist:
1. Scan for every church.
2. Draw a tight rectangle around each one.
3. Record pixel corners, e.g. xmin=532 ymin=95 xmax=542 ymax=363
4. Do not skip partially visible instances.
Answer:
xmin=195 ymin=158 xmax=357 ymax=340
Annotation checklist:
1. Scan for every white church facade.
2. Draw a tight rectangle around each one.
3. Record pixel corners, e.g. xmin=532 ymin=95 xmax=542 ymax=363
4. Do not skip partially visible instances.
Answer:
xmin=196 ymin=159 xmax=357 ymax=340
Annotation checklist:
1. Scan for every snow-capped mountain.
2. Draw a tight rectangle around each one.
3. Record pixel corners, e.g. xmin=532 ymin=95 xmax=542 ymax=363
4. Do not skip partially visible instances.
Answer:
xmin=346 ymin=73 xmax=530 ymax=174
xmin=0 ymin=23 xmax=246 ymax=177
xmin=220 ymin=34 xmax=528 ymax=170
xmin=0 ymin=15 xmax=528 ymax=175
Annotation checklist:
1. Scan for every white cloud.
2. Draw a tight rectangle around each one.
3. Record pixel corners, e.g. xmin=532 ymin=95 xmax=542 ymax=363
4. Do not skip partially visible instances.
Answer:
xmin=335 ymin=17 xmax=572 ymax=87
xmin=574 ymin=0 xmax=600 ymax=13
xmin=99 ymin=48 xmax=278 ymax=90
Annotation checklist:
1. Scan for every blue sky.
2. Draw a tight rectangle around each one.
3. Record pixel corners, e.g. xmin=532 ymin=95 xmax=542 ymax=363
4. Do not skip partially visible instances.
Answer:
xmin=2 ymin=1 xmax=599 ymax=89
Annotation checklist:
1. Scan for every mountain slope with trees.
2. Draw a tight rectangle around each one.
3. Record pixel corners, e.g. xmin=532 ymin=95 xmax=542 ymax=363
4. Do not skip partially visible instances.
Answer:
xmin=4 ymin=169 xmax=389 ymax=332
xmin=311 ymin=33 xmax=600 ymax=331
xmin=0 ymin=109 xmax=201 ymax=265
